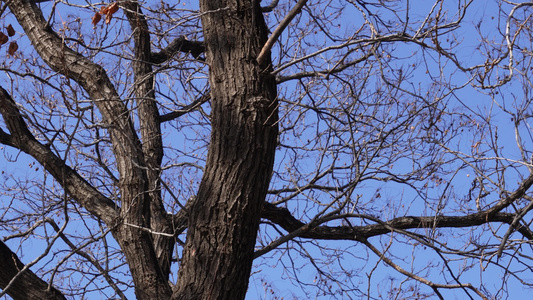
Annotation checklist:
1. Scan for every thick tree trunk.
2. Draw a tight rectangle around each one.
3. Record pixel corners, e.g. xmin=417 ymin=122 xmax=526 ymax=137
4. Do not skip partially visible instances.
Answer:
xmin=172 ymin=0 xmax=278 ymax=299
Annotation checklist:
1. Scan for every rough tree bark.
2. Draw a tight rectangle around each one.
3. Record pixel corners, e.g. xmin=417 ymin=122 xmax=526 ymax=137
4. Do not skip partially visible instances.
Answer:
xmin=0 ymin=241 xmax=66 ymax=300
xmin=4 ymin=1 xmax=172 ymax=299
xmin=3 ymin=0 xmax=277 ymax=298
xmin=172 ymin=0 xmax=278 ymax=299
xmin=122 ymin=1 xmax=174 ymax=279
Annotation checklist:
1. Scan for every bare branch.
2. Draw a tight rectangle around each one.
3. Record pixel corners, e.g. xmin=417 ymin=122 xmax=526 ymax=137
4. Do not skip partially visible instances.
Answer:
xmin=261 ymin=0 xmax=279 ymax=12
xmin=0 ymin=240 xmax=66 ymax=300
xmin=151 ymin=36 xmax=205 ymax=63
xmin=160 ymin=93 xmax=210 ymax=123
xmin=257 ymin=0 xmax=308 ymax=65
xmin=260 ymin=198 xmax=533 ymax=247
xmin=0 ymin=86 xmax=118 ymax=223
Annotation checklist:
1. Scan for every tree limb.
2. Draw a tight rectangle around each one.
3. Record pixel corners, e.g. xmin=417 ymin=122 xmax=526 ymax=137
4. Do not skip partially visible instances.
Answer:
xmin=0 ymin=86 xmax=118 ymax=224
xmin=257 ymin=0 xmax=308 ymax=65
xmin=121 ymin=0 xmax=174 ymax=280
xmin=151 ymin=36 xmax=205 ymax=64
xmin=261 ymin=0 xmax=279 ymax=12
xmin=4 ymin=2 xmax=171 ymax=295
xmin=6 ymin=0 xmax=147 ymax=182
xmin=261 ymin=201 xmax=533 ymax=242
xmin=160 ymin=93 xmax=210 ymax=123
xmin=0 ymin=240 xmax=66 ymax=300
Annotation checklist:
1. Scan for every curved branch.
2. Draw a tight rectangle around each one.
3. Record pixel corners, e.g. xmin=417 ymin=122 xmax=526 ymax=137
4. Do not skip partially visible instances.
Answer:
xmin=151 ymin=36 xmax=205 ymax=63
xmin=261 ymin=0 xmax=279 ymax=12
xmin=0 ymin=240 xmax=66 ymax=300
xmin=260 ymin=192 xmax=533 ymax=250
xmin=275 ymin=51 xmax=374 ymax=83
xmin=0 ymin=87 xmax=118 ymax=224
xmin=160 ymin=92 xmax=210 ymax=123
xmin=7 ymin=0 xmax=146 ymax=181
xmin=257 ymin=0 xmax=308 ymax=65
xmin=362 ymin=239 xmax=488 ymax=300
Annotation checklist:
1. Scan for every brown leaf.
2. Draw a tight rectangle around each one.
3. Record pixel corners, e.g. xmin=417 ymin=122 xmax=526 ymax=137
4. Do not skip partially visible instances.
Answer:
xmin=8 ymin=41 xmax=18 ymax=56
xmin=6 ymin=24 xmax=15 ymax=37
xmin=105 ymin=13 xmax=113 ymax=24
xmin=100 ymin=6 xmax=109 ymax=15
xmin=0 ymin=32 xmax=7 ymax=45
xmin=92 ymin=12 xmax=102 ymax=26
xmin=107 ymin=2 xmax=119 ymax=15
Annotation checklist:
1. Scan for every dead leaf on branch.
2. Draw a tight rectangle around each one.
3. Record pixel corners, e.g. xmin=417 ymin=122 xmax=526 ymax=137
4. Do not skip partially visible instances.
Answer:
xmin=92 ymin=12 xmax=102 ymax=26
xmin=99 ymin=2 xmax=119 ymax=17
xmin=0 ymin=32 xmax=7 ymax=45
xmin=6 ymin=24 xmax=15 ymax=37
xmin=105 ymin=13 xmax=113 ymax=24
xmin=100 ymin=4 xmax=110 ymax=15
xmin=8 ymin=41 xmax=18 ymax=56
xmin=107 ymin=2 xmax=119 ymax=15
xmin=96 ymin=2 xmax=120 ymax=26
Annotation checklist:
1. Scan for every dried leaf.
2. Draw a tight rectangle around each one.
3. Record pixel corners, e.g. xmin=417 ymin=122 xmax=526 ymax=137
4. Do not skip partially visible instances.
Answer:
xmin=92 ymin=12 xmax=102 ymax=26
xmin=107 ymin=2 xmax=119 ymax=15
xmin=6 ymin=24 xmax=15 ymax=37
xmin=105 ymin=13 xmax=113 ymax=24
xmin=8 ymin=41 xmax=18 ymax=56
xmin=0 ymin=32 xmax=7 ymax=45
xmin=100 ymin=6 xmax=109 ymax=15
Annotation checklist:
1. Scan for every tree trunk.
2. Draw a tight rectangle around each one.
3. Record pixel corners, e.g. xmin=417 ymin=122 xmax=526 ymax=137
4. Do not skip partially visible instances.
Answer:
xmin=172 ymin=0 xmax=278 ymax=299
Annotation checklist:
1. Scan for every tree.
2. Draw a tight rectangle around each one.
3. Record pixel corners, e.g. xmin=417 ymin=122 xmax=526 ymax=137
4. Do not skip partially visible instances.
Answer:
xmin=1 ymin=0 xmax=533 ymax=299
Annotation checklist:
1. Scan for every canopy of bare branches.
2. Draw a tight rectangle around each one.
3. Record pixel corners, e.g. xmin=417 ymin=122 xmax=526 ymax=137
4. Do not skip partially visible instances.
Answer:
xmin=1 ymin=0 xmax=533 ymax=299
